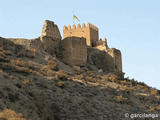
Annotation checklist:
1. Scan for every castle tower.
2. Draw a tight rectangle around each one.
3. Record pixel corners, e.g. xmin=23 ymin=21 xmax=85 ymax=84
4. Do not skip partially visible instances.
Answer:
xmin=63 ymin=23 xmax=99 ymax=46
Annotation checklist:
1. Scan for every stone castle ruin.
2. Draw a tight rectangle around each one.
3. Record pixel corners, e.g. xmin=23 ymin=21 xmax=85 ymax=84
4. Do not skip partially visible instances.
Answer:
xmin=0 ymin=20 xmax=123 ymax=77
xmin=62 ymin=22 xmax=122 ymax=74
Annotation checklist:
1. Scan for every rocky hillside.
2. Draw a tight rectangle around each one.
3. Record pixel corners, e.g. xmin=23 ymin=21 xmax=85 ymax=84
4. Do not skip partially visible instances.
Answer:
xmin=0 ymin=37 xmax=160 ymax=120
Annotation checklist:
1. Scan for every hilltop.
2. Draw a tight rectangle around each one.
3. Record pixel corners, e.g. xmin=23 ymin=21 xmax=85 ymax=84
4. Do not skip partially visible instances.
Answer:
xmin=0 ymin=20 xmax=159 ymax=120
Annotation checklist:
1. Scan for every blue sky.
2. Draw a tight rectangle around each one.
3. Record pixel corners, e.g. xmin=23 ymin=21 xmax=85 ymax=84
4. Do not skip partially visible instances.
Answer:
xmin=0 ymin=0 xmax=160 ymax=89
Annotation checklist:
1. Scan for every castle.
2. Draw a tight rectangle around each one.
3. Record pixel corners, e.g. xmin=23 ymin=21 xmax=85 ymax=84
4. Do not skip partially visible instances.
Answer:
xmin=0 ymin=20 xmax=123 ymax=77
xmin=62 ymin=22 xmax=122 ymax=74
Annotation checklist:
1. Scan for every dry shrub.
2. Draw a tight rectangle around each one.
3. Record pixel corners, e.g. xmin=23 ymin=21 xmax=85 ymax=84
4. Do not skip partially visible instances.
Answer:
xmin=96 ymin=74 xmax=102 ymax=79
xmin=110 ymin=74 xmax=118 ymax=82
xmin=15 ymin=59 xmax=25 ymax=67
xmin=23 ymin=79 xmax=30 ymax=85
xmin=27 ymin=61 xmax=35 ymax=69
xmin=156 ymin=106 xmax=160 ymax=111
xmin=57 ymin=81 xmax=65 ymax=88
xmin=10 ymin=59 xmax=25 ymax=67
xmin=0 ymin=55 xmax=9 ymax=62
xmin=120 ymin=80 xmax=129 ymax=85
xmin=120 ymin=85 xmax=135 ymax=92
xmin=101 ymin=73 xmax=118 ymax=82
xmin=116 ymin=95 xmax=128 ymax=103
xmin=74 ymin=74 xmax=84 ymax=80
xmin=15 ymin=66 xmax=32 ymax=74
xmin=149 ymin=106 xmax=155 ymax=112
xmin=56 ymin=70 xmax=68 ymax=80
xmin=48 ymin=60 xmax=58 ymax=71
xmin=85 ymin=76 xmax=94 ymax=82
xmin=0 ymin=109 xmax=26 ymax=120
xmin=150 ymin=89 xmax=158 ymax=95
xmin=101 ymin=74 xmax=110 ymax=81
xmin=46 ymin=69 xmax=55 ymax=76
xmin=2 ymin=50 xmax=12 ymax=55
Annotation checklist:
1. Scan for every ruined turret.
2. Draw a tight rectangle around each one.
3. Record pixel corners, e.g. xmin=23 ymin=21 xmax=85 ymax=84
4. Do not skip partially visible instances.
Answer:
xmin=40 ymin=20 xmax=61 ymax=55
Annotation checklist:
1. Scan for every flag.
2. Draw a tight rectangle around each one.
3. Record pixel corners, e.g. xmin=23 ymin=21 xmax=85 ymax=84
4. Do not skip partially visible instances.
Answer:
xmin=73 ymin=15 xmax=80 ymax=22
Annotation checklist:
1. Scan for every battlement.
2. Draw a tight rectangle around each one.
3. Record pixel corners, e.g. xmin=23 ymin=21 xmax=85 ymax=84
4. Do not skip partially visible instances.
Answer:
xmin=63 ymin=23 xmax=99 ymax=46
xmin=63 ymin=23 xmax=98 ymax=31
xmin=87 ymin=23 xmax=98 ymax=31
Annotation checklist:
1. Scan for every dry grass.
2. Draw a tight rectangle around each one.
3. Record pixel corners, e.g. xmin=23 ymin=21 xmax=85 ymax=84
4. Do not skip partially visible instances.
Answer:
xmin=101 ymin=74 xmax=110 ymax=81
xmin=85 ymin=76 xmax=93 ymax=82
xmin=23 ymin=79 xmax=30 ymax=85
xmin=15 ymin=66 xmax=32 ymax=74
xmin=149 ymin=106 xmax=155 ymax=112
xmin=56 ymin=70 xmax=68 ymax=79
xmin=150 ymin=89 xmax=158 ymax=95
xmin=0 ymin=109 xmax=26 ymax=120
xmin=156 ymin=105 xmax=160 ymax=111
xmin=116 ymin=95 xmax=128 ymax=103
xmin=47 ymin=60 xmax=58 ymax=71
xmin=57 ymin=81 xmax=65 ymax=88
xmin=74 ymin=74 xmax=84 ymax=80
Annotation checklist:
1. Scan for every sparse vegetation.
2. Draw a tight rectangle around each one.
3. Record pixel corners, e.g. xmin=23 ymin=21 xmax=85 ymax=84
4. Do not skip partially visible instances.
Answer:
xmin=116 ymin=95 xmax=128 ymax=103
xmin=156 ymin=105 xmax=160 ymax=111
xmin=56 ymin=70 xmax=68 ymax=80
xmin=0 ymin=37 xmax=160 ymax=120
xmin=150 ymin=89 xmax=158 ymax=95
xmin=23 ymin=79 xmax=30 ymax=85
xmin=0 ymin=109 xmax=26 ymax=120
xmin=149 ymin=106 xmax=155 ymax=112
xmin=47 ymin=60 xmax=59 ymax=71
xmin=57 ymin=81 xmax=65 ymax=88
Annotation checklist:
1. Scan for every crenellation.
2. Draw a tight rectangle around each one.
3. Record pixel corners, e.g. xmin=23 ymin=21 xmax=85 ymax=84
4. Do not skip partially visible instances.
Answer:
xmin=63 ymin=23 xmax=99 ymax=46
xmin=82 ymin=23 xmax=86 ymax=28
xmin=73 ymin=24 xmax=76 ymax=29
xmin=77 ymin=24 xmax=81 ymax=29
xmin=68 ymin=25 xmax=71 ymax=30
xmin=63 ymin=23 xmax=99 ymax=32
xmin=63 ymin=26 xmax=67 ymax=30
xmin=87 ymin=23 xmax=98 ymax=31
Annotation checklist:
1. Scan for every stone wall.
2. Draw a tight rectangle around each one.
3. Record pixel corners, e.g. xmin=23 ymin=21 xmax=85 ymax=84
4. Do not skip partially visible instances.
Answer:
xmin=95 ymin=38 xmax=109 ymax=51
xmin=107 ymin=48 xmax=122 ymax=72
xmin=41 ymin=20 xmax=61 ymax=40
xmin=40 ymin=20 xmax=62 ymax=56
xmin=61 ymin=37 xmax=87 ymax=66
xmin=6 ymin=20 xmax=62 ymax=57
xmin=87 ymin=47 xmax=114 ymax=72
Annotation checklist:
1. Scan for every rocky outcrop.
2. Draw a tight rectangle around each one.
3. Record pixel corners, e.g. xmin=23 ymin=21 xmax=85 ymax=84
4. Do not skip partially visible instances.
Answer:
xmin=0 ymin=38 xmax=160 ymax=120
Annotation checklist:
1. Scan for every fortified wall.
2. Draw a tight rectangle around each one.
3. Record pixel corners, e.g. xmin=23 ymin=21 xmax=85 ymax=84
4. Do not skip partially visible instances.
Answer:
xmin=61 ymin=37 xmax=87 ymax=66
xmin=0 ymin=20 xmax=123 ymax=76
xmin=8 ymin=20 xmax=62 ymax=56
xmin=62 ymin=23 xmax=122 ymax=74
